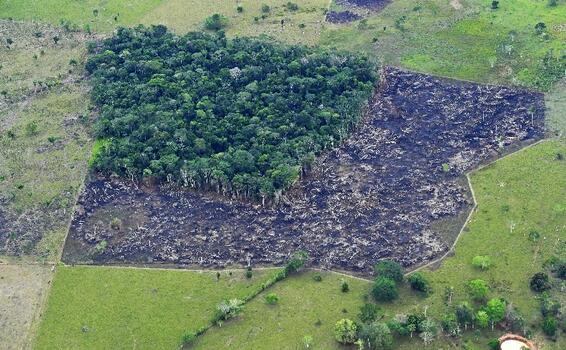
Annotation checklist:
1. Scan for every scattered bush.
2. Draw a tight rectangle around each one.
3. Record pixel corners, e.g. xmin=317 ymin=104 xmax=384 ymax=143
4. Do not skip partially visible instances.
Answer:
xmin=408 ymin=272 xmax=431 ymax=294
xmin=245 ymin=267 xmax=252 ymax=279
xmin=540 ymin=292 xmax=561 ymax=317
xmin=530 ymin=272 xmax=551 ymax=292
xmin=372 ymin=277 xmax=398 ymax=302
xmin=472 ymin=255 xmax=492 ymax=270
xmin=556 ymin=261 xmax=566 ymax=279
xmin=441 ymin=313 xmax=461 ymax=337
xmin=204 ymin=14 xmax=229 ymax=31
xmin=359 ymin=303 xmax=381 ymax=324
xmin=485 ymin=298 xmax=506 ymax=329
xmin=261 ymin=4 xmax=271 ymax=13
xmin=535 ymin=22 xmax=547 ymax=35
xmin=25 ymin=120 xmax=39 ymax=136
xmin=487 ymin=338 xmax=500 ymax=350
xmin=491 ymin=1 xmax=499 ymax=9
xmin=265 ymin=292 xmax=279 ymax=305
xmin=236 ymin=5 xmax=244 ymax=13
xmin=341 ymin=280 xmax=349 ymax=293
xmin=312 ymin=273 xmax=322 ymax=282
xmin=334 ymin=319 xmax=357 ymax=344
xmin=374 ymin=260 xmax=404 ymax=283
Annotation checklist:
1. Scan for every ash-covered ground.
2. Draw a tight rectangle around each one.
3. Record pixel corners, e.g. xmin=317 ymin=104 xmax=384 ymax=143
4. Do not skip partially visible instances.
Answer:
xmin=63 ymin=67 xmax=545 ymax=273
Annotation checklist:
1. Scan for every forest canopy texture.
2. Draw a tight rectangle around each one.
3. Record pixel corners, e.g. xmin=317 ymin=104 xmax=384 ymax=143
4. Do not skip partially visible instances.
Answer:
xmin=87 ymin=25 xmax=376 ymax=200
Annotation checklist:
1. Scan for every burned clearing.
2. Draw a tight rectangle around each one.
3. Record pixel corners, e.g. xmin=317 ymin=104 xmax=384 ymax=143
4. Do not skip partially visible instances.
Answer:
xmin=63 ymin=67 xmax=545 ymax=274
xmin=327 ymin=0 xmax=392 ymax=24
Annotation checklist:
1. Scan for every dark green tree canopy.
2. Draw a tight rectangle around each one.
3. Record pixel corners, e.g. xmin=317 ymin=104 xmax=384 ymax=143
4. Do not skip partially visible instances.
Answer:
xmin=86 ymin=25 xmax=376 ymax=200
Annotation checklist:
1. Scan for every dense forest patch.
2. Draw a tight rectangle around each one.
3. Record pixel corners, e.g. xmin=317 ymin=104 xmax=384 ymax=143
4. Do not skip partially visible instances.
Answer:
xmin=87 ymin=25 xmax=376 ymax=201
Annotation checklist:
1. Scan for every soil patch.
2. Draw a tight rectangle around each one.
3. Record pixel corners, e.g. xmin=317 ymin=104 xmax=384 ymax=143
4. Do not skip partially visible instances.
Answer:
xmin=62 ymin=67 xmax=545 ymax=274
xmin=0 ymin=264 xmax=52 ymax=350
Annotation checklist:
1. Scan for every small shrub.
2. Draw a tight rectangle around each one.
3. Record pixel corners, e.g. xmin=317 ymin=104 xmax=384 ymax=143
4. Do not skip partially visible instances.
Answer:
xmin=491 ymin=0 xmax=499 ymax=9
xmin=555 ymin=261 xmax=566 ymax=279
xmin=302 ymin=335 xmax=313 ymax=348
xmin=341 ymin=280 xmax=349 ymax=293
xmin=94 ymin=240 xmax=107 ymax=254
xmin=372 ymin=277 xmax=398 ymax=302
xmin=542 ymin=316 xmax=557 ymax=336
xmin=110 ymin=217 xmax=122 ymax=230
xmin=472 ymin=255 xmax=492 ymax=270
xmin=245 ymin=269 xmax=252 ymax=279
xmin=530 ymin=272 xmax=551 ymax=292
xmin=374 ymin=260 xmax=404 ymax=283
xmin=181 ymin=330 xmax=197 ymax=346
xmin=285 ymin=250 xmax=308 ymax=274
xmin=204 ymin=14 xmax=229 ymax=31
xmin=358 ymin=303 xmax=381 ymax=324
xmin=236 ymin=5 xmax=244 ymax=13
xmin=528 ymin=230 xmax=540 ymax=242
xmin=408 ymin=272 xmax=431 ymax=294
xmin=265 ymin=292 xmax=279 ymax=305
xmin=261 ymin=4 xmax=271 ymax=13
xmin=285 ymin=2 xmax=299 ymax=11
xmin=334 ymin=319 xmax=357 ymax=344
xmin=548 ymin=0 xmax=557 ymax=7
xmin=540 ymin=293 xmax=561 ymax=317
xmin=312 ymin=273 xmax=322 ymax=282
xmin=487 ymin=338 xmax=500 ymax=350
xmin=25 ymin=121 xmax=39 ymax=136
xmin=535 ymin=22 xmax=547 ymax=35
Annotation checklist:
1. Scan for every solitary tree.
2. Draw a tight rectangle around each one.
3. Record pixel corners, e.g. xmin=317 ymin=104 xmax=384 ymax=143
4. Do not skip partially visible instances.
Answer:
xmin=475 ymin=310 xmax=489 ymax=328
xmin=374 ymin=260 xmax=404 ymax=283
xmin=408 ymin=272 xmax=431 ymax=294
xmin=486 ymin=298 xmax=506 ymax=330
xmin=472 ymin=255 xmax=492 ymax=270
xmin=468 ymin=279 xmax=489 ymax=301
xmin=456 ymin=302 xmax=474 ymax=330
xmin=359 ymin=303 xmax=382 ymax=324
xmin=358 ymin=322 xmax=393 ymax=350
xmin=372 ymin=277 xmax=399 ymax=302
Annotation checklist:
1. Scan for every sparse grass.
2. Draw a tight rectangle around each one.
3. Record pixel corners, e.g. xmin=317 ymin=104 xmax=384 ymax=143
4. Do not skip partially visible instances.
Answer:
xmin=34 ymin=266 xmax=281 ymax=350
xmin=546 ymin=78 xmax=566 ymax=136
xmin=321 ymin=0 xmax=566 ymax=90
xmin=0 ymin=21 xmax=92 ymax=260
xmin=0 ymin=264 xmax=53 ymax=350
xmin=193 ymin=140 xmax=566 ymax=349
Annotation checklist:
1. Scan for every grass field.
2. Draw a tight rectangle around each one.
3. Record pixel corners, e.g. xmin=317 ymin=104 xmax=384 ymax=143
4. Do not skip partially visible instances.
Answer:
xmin=546 ymin=77 xmax=566 ymax=137
xmin=321 ymin=0 xmax=566 ymax=90
xmin=192 ymin=140 xmax=566 ymax=349
xmin=33 ymin=266 xmax=281 ymax=350
xmin=0 ymin=0 xmax=329 ymax=45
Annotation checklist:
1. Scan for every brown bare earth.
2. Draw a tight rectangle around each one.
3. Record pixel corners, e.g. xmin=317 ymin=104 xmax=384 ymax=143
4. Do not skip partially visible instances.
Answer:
xmin=62 ymin=67 xmax=545 ymax=274
xmin=0 ymin=264 xmax=52 ymax=350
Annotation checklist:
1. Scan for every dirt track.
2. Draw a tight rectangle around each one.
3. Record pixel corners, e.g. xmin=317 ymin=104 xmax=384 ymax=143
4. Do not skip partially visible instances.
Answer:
xmin=63 ymin=67 xmax=545 ymax=274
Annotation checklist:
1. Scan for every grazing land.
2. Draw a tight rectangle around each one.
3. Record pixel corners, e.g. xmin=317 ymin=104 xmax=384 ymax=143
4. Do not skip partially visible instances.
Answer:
xmin=191 ymin=140 xmax=566 ymax=350
xmin=63 ymin=67 xmax=544 ymax=273
xmin=33 ymin=265 xmax=280 ymax=350
xmin=0 ymin=0 xmax=329 ymax=45
xmin=0 ymin=20 xmax=93 ymax=260
xmin=321 ymin=0 xmax=566 ymax=90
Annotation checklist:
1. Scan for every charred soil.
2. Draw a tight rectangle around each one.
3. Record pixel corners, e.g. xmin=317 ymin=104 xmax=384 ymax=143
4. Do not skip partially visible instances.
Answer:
xmin=63 ymin=67 xmax=545 ymax=274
